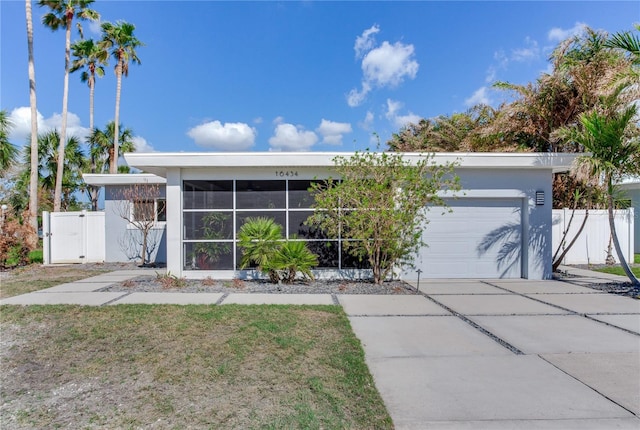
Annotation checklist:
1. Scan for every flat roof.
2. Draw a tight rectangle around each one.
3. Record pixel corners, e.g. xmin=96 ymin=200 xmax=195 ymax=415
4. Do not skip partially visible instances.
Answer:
xmin=83 ymin=173 xmax=166 ymax=186
xmin=123 ymin=152 xmax=581 ymax=177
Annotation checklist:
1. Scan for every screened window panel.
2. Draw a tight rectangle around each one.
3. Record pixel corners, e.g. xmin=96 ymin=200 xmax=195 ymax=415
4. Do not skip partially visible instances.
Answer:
xmin=236 ymin=180 xmax=285 ymax=209
xmin=341 ymin=242 xmax=371 ymax=269
xmin=288 ymin=210 xmax=329 ymax=239
xmin=288 ymin=180 xmax=321 ymax=209
xmin=235 ymin=211 xmax=286 ymax=233
xmin=183 ymin=180 xmax=233 ymax=209
xmin=184 ymin=242 xmax=234 ymax=270
xmin=306 ymin=241 xmax=339 ymax=268
xmin=184 ymin=212 xmax=233 ymax=240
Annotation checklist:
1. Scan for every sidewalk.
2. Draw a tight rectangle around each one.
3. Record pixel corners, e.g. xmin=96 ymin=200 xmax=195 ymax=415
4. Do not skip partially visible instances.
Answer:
xmin=1 ymin=267 xmax=639 ymax=429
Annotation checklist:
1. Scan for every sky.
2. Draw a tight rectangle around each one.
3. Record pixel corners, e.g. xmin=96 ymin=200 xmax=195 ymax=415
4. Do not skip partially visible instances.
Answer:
xmin=1 ymin=0 xmax=638 ymax=156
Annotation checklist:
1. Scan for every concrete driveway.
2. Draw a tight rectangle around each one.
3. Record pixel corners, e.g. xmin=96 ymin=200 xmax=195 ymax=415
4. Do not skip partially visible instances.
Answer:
xmin=339 ymin=279 xmax=640 ymax=429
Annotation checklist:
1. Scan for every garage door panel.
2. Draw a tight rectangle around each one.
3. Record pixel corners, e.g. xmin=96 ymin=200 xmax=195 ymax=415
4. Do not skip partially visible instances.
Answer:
xmin=415 ymin=199 xmax=523 ymax=279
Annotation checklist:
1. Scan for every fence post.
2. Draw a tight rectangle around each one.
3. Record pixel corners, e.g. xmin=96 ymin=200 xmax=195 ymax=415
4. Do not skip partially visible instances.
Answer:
xmin=42 ymin=211 xmax=50 ymax=265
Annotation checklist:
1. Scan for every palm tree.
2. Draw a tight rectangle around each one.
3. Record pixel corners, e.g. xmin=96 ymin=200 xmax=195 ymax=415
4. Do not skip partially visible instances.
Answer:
xmin=0 ymin=110 xmax=19 ymax=173
xmin=606 ymin=24 xmax=640 ymax=64
xmin=70 ymin=38 xmax=107 ymax=137
xmin=100 ymin=21 xmax=142 ymax=174
xmin=85 ymin=121 xmax=135 ymax=210
xmin=19 ymin=130 xmax=86 ymax=212
xmin=559 ymin=105 xmax=640 ymax=286
xmin=38 ymin=0 xmax=98 ymax=211
xmin=25 ymin=0 xmax=39 ymax=248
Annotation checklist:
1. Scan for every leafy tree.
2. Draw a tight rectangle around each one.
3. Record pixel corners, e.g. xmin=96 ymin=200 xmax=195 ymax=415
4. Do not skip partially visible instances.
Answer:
xmin=100 ymin=20 xmax=142 ymax=174
xmin=308 ymin=151 xmax=460 ymax=284
xmin=25 ymin=0 xmax=39 ymax=248
xmin=0 ymin=110 xmax=18 ymax=173
xmin=558 ymin=105 xmax=640 ymax=286
xmin=39 ymin=0 xmax=98 ymax=211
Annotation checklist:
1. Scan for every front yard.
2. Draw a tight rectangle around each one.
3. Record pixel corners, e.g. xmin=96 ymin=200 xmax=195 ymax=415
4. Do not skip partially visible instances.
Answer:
xmin=0 ymin=304 xmax=392 ymax=429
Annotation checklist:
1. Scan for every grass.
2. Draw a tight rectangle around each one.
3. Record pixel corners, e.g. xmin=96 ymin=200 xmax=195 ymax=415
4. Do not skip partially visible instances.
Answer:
xmin=592 ymin=254 xmax=640 ymax=277
xmin=0 ymin=265 xmax=110 ymax=299
xmin=0 ymin=304 xmax=392 ymax=429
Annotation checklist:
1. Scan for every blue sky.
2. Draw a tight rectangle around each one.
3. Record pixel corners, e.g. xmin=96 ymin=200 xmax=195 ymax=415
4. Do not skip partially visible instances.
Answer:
xmin=1 ymin=1 xmax=638 ymax=154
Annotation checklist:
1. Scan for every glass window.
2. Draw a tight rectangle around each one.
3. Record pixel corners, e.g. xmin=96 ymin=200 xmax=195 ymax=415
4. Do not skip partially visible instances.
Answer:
xmin=288 ymin=180 xmax=322 ymax=209
xmin=184 ymin=212 xmax=233 ymax=240
xmin=236 ymin=180 xmax=285 ymax=209
xmin=184 ymin=242 xmax=234 ymax=270
xmin=156 ymin=199 xmax=166 ymax=222
xmin=183 ymin=180 xmax=233 ymax=209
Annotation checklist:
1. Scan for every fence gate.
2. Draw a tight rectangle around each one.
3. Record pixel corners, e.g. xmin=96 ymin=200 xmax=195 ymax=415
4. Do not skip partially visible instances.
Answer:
xmin=43 ymin=211 xmax=105 ymax=264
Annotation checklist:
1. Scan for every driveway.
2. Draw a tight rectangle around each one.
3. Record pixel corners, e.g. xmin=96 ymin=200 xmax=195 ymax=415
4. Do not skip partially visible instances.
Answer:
xmin=339 ymin=279 xmax=640 ymax=429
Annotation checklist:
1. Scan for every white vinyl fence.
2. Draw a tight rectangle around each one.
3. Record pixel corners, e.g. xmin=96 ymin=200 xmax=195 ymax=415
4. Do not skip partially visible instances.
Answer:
xmin=42 ymin=211 xmax=105 ymax=264
xmin=552 ymin=208 xmax=635 ymax=265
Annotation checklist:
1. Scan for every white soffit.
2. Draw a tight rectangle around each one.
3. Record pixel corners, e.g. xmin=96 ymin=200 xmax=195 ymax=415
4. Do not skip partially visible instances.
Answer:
xmin=82 ymin=173 xmax=166 ymax=186
xmin=123 ymin=152 xmax=582 ymax=178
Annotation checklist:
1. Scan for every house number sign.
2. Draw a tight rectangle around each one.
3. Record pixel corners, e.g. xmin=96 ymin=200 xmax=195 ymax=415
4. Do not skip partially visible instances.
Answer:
xmin=275 ymin=170 xmax=299 ymax=177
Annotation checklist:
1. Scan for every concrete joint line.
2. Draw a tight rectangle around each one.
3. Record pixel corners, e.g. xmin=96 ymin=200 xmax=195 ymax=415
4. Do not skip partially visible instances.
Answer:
xmin=421 ymin=293 xmax=525 ymax=355
xmin=331 ymin=294 xmax=340 ymax=305
xmin=481 ymin=281 xmax=640 ymax=337
xmin=100 ymin=292 xmax=132 ymax=306
xmin=481 ymin=280 xmax=580 ymax=314
xmin=538 ymin=354 xmax=640 ymax=418
xmin=215 ymin=293 xmax=229 ymax=305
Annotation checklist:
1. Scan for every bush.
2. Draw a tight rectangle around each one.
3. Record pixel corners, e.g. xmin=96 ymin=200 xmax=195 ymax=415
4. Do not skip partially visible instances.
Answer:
xmin=0 ymin=216 xmax=34 ymax=268
xmin=238 ymin=218 xmax=318 ymax=284
xmin=28 ymin=249 xmax=43 ymax=264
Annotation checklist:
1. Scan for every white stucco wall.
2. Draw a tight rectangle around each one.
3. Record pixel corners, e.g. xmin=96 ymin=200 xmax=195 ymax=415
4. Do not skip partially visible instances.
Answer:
xmin=104 ymin=185 xmax=167 ymax=264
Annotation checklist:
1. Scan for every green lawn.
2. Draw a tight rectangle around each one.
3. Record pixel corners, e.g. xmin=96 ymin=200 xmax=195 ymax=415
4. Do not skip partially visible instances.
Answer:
xmin=0 ymin=304 xmax=392 ymax=429
xmin=593 ymin=254 xmax=640 ymax=277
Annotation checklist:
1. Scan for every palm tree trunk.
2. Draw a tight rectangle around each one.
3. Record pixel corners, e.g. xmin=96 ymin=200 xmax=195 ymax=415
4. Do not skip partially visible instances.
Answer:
xmin=25 ymin=0 xmax=39 ymax=250
xmin=607 ymin=178 xmax=639 ymax=286
xmin=111 ymin=60 xmax=122 ymax=174
xmin=53 ymin=20 xmax=72 ymax=212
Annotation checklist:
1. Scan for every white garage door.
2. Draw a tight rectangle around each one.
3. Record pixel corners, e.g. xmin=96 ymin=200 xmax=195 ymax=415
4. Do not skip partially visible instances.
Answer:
xmin=411 ymin=198 xmax=523 ymax=279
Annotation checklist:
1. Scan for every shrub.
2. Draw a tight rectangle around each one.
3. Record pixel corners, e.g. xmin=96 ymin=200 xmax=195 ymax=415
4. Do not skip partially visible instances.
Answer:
xmin=156 ymin=271 xmax=187 ymax=289
xmin=271 ymin=239 xmax=318 ymax=283
xmin=238 ymin=218 xmax=319 ymax=284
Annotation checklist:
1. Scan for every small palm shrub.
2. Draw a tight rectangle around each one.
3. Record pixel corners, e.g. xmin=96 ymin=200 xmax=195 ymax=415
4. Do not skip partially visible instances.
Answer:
xmin=238 ymin=218 xmax=318 ymax=284
xmin=272 ymin=239 xmax=318 ymax=283
xmin=238 ymin=217 xmax=283 ymax=283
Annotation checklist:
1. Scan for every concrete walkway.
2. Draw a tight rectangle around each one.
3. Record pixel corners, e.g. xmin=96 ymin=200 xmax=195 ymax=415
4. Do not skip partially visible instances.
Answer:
xmin=1 ymin=267 xmax=639 ymax=429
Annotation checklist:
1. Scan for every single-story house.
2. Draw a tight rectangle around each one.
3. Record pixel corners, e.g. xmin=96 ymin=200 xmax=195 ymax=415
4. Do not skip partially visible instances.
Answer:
xmin=620 ymin=178 xmax=640 ymax=253
xmin=86 ymin=152 xmax=579 ymax=280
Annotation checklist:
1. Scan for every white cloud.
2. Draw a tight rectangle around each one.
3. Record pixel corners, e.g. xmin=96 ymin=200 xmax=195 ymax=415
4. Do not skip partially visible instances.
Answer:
xmin=359 ymin=111 xmax=375 ymax=131
xmin=269 ymin=123 xmax=318 ymax=151
xmin=548 ymin=22 xmax=587 ymax=42
xmin=354 ymin=24 xmax=380 ymax=58
xmin=362 ymin=41 xmax=418 ymax=87
xmin=253 ymin=117 xmax=263 ymax=124
xmin=464 ymin=87 xmax=491 ymax=107
xmin=385 ymin=99 xmax=421 ymax=129
xmin=511 ymin=36 xmax=540 ymax=62
xmin=187 ymin=120 xmax=256 ymax=151
xmin=273 ymin=116 xmax=285 ymax=125
xmin=347 ymin=27 xmax=419 ymax=107
xmin=316 ymin=119 xmax=352 ymax=146
xmin=131 ymin=136 xmax=155 ymax=153
xmin=7 ymin=107 xmax=90 ymax=143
